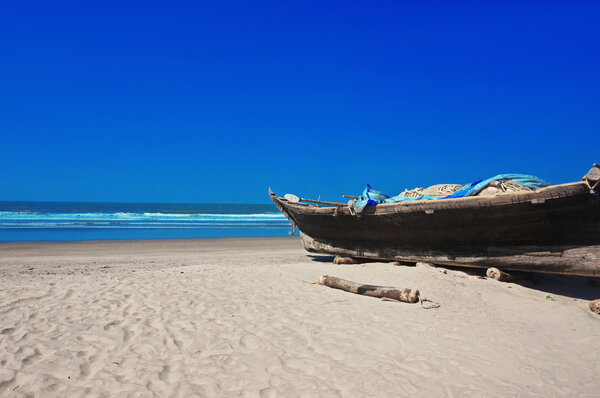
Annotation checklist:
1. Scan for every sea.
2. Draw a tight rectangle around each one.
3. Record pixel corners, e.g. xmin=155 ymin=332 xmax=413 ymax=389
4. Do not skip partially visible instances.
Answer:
xmin=0 ymin=201 xmax=292 ymax=242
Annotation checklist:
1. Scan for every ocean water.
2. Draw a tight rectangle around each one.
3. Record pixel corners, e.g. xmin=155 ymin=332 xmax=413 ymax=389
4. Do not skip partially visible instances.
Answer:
xmin=0 ymin=201 xmax=292 ymax=242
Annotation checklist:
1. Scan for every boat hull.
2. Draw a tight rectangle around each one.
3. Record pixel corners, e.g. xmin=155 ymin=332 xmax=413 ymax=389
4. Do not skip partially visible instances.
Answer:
xmin=270 ymin=182 xmax=600 ymax=276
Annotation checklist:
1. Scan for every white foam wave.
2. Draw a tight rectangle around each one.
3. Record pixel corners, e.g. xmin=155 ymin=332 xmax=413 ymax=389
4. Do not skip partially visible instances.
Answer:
xmin=0 ymin=211 xmax=287 ymax=222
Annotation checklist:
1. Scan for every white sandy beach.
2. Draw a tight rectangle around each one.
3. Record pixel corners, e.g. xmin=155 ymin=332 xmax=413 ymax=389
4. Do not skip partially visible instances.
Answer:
xmin=1 ymin=237 xmax=599 ymax=397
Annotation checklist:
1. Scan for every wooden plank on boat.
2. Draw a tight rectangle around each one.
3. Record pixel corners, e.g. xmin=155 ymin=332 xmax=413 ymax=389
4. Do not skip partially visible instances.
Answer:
xmin=301 ymin=235 xmax=600 ymax=277
xmin=300 ymin=198 xmax=346 ymax=207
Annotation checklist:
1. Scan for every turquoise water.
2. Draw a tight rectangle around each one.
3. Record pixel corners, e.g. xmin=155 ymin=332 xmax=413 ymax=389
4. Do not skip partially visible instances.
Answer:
xmin=0 ymin=201 xmax=291 ymax=242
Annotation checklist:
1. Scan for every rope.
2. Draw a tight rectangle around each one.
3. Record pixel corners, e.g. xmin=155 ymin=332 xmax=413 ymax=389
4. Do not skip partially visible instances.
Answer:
xmin=348 ymin=200 xmax=356 ymax=216
xmin=584 ymin=177 xmax=599 ymax=194
xmin=420 ymin=298 xmax=440 ymax=309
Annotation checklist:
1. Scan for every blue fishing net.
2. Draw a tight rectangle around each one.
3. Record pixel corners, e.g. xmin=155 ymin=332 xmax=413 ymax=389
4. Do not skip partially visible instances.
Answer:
xmin=352 ymin=174 xmax=552 ymax=213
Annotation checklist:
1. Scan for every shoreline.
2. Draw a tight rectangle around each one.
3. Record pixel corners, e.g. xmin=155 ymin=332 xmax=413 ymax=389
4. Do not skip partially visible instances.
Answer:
xmin=0 ymin=235 xmax=297 ymax=247
xmin=0 ymin=236 xmax=298 ymax=255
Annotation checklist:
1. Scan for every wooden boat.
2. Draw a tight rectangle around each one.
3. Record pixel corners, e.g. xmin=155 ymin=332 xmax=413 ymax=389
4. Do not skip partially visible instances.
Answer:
xmin=270 ymin=166 xmax=600 ymax=276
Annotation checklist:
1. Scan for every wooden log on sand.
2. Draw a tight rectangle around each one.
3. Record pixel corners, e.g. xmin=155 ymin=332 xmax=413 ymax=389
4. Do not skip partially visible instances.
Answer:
xmin=590 ymin=299 xmax=600 ymax=314
xmin=318 ymin=275 xmax=420 ymax=303
xmin=486 ymin=267 xmax=517 ymax=282
xmin=333 ymin=256 xmax=358 ymax=265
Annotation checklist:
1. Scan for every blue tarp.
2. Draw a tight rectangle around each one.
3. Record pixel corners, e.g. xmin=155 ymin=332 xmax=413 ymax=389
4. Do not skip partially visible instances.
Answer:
xmin=352 ymin=174 xmax=552 ymax=213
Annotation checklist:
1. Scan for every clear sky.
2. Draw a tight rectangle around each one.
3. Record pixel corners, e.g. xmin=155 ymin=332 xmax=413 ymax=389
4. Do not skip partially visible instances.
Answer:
xmin=1 ymin=1 xmax=598 ymax=203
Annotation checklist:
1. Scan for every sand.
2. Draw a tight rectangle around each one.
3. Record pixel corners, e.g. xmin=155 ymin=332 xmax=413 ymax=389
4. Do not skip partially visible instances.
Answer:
xmin=1 ymin=237 xmax=600 ymax=397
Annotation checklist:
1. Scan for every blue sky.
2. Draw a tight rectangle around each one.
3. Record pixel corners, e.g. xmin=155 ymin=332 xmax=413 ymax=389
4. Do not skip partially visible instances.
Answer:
xmin=1 ymin=1 xmax=598 ymax=203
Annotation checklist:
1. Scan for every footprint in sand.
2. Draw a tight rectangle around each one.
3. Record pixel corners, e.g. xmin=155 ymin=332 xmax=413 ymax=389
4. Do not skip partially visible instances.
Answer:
xmin=239 ymin=334 xmax=261 ymax=351
xmin=172 ymin=337 xmax=183 ymax=350
xmin=79 ymin=362 xmax=91 ymax=378
xmin=45 ymin=383 xmax=60 ymax=392
xmin=158 ymin=365 xmax=172 ymax=382
xmin=122 ymin=327 xmax=133 ymax=343
xmin=103 ymin=320 xmax=121 ymax=331
xmin=22 ymin=348 xmax=41 ymax=366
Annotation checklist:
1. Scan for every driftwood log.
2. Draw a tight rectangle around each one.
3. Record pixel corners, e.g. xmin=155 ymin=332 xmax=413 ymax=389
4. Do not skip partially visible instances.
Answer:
xmin=318 ymin=275 xmax=420 ymax=303
xmin=486 ymin=267 xmax=517 ymax=282
xmin=590 ymin=299 xmax=600 ymax=314
xmin=333 ymin=256 xmax=358 ymax=265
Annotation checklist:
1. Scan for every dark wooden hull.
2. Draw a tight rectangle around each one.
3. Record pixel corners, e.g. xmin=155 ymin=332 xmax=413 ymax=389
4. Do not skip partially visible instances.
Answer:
xmin=270 ymin=182 xmax=600 ymax=276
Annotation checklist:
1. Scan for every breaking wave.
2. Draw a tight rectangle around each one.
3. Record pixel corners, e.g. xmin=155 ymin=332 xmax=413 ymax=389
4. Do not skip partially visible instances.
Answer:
xmin=0 ymin=211 xmax=289 ymax=228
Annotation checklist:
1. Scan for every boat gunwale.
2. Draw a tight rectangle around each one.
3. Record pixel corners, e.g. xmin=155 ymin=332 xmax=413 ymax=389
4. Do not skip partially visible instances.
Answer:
xmin=271 ymin=181 xmax=591 ymax=216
